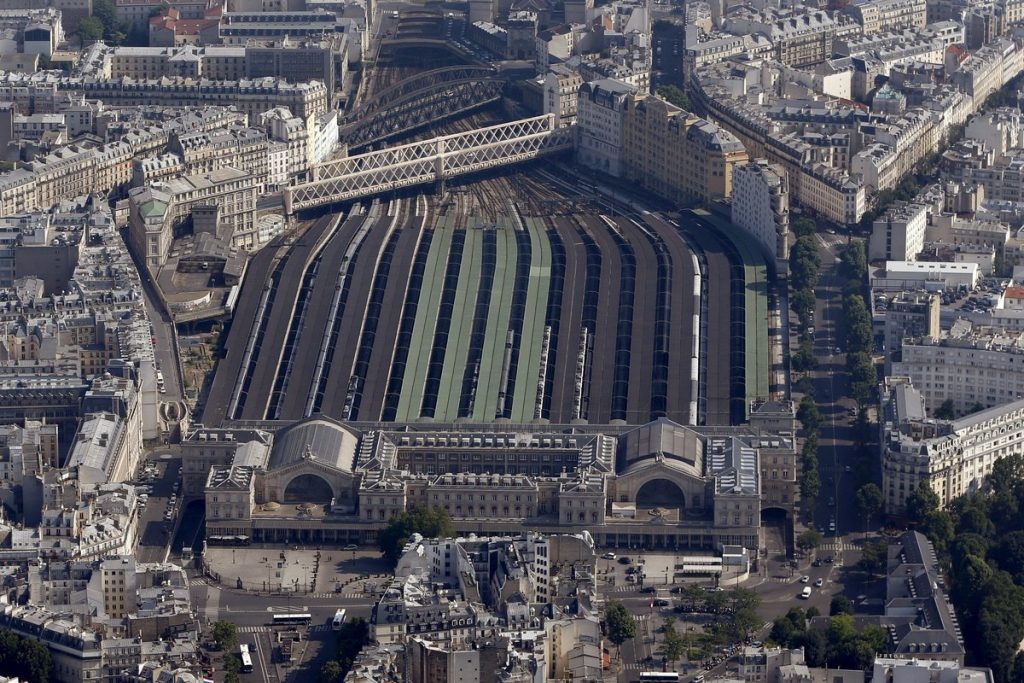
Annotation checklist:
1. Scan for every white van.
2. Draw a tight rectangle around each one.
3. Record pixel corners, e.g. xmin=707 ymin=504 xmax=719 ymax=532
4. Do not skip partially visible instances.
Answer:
xmin=800 ymin=586 xmax=812 ymax=599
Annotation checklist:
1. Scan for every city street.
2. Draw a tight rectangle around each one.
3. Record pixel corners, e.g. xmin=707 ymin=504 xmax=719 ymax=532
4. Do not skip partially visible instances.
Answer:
xmin=134 ymin=449 xmax=182 ymax=564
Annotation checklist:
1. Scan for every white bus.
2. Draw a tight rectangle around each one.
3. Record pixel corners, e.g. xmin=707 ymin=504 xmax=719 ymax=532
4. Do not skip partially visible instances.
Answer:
xmin=239 ymin=643 xmax=253 ymax=673
xmin=640 ymin=673 xmax=680 ymax=683
xmin=332 ymin=608 xmax=347 ymax=631
xmin=272 ymin=613 xmax=312 ymax=626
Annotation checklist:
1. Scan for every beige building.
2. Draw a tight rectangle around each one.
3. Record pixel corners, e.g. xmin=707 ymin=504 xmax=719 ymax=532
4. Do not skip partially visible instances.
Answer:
xmin=192 ymin=414 xmax=797 ymax=552
xmin=127 ymin=167 xmax=258 ymax=270
xmin=848 ymin=0 xmax=927 ymax=34
xmin=622 ymin=93 xmax=749 ymax=206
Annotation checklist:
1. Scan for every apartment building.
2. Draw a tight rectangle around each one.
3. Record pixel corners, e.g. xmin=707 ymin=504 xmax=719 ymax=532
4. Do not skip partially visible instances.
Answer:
xmin=622 ymin=92 xmax=749 ymax=206
xmin=882 ymin=291 xmax=940 ymax=371
xmin=847 ymin=0 xmax=927 ymax=34
xmin=732 ymin=159 xmax=791 ymax=262
xmin=892 ymin=320 xmax=1024 ymax=415
xmin=882 ymin=376 xmax=1024 ymax=513
xmin=127 ymin=167 xmax=257 ymax=270
xmin=869 ymin=201 xmax=928 ymax=261
xmin=576 ymin=78 xmax=634 ymax=177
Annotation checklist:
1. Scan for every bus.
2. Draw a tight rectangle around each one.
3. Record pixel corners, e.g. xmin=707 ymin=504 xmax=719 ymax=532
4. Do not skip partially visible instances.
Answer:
xmin=640 ymin=673 xmax=680 ymax=683
xmin=272 ymin=613 xmax=312 ymax=626
xmin=332 ymin=609 xmax=347 ymax=631
xmin=239 ymin=644 xmax=253 ymax=674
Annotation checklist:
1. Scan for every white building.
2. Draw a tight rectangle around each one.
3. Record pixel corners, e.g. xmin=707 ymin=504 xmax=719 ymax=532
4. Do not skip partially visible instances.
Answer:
xmin=872 ymin=659 xmax=989 ymax=683
xmin=870 ymin=202 xmax=928 ymax=261
xmin=892 ymin=320 xmax=1024 ymax=415
xmin=576 ymin=78 xmax=636 ymax=178
xmin=874 ymin=260 xmax=979 ymax=291
xmin=731 ymin=159 xmax=790 ymax=262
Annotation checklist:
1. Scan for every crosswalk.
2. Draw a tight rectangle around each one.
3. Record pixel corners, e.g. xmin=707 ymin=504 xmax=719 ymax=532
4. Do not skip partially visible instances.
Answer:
xmin=819 ymin=542 xmax=857 ymax=552
xmin=237 ymin=624 xmax=332 ymax=634
xmin=310 ymin=592 xmax=371 ymax=599
xmin=189 ymin=578 xmax=208 ymax=587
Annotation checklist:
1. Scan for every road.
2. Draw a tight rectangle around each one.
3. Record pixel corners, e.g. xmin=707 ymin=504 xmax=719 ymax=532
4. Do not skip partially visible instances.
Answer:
xmin=134 ymin=449 xmax=182 ymax=564
xmin=808 ymin=237 xmax=865 ymax=537
xmin=139 ymin=262 xmax=183 ymax=404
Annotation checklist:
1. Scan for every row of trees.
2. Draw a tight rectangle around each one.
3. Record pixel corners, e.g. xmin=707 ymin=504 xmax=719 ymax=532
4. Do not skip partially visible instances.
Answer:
xmin=0 ymin=630 xmax=53 ymax=683
xmin=76 ymin=0 xmax=154 ymax=46
xmin=378 ymin=506 xmax=455 ymax=567
xmin=836 ymin=241 xmax=875 ymax=408
xmin=770 ymin=608 xmax=886 ymax=671
xmin=913 ymin=454 xmax=1024 ymax=683
xmin=797 ymin=395 xmax=822 ymax=508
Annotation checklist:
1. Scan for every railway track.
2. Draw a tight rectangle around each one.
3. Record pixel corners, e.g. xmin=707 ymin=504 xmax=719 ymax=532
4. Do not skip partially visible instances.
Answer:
xmin=209 ymin=167 xmax=753 ymax=428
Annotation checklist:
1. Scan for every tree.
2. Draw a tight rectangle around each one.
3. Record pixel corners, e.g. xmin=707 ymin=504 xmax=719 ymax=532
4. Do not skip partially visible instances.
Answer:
xmin=830 ymin=594 xmax=853 ymax=615
xmin=76 ymin=16 xmax=104 ymax=42
xmin=797 ymin=529 xmax=824 ymax=554
xmin=334 ymin=618 xmax=371 ymax=676
xmin=320 ymin=660 xmax=344 ymax=683
xmin=801 ymin=465 xmax=821 ymax=502
xmin=662 ymin=620 xmax=686 ymax=665
xmin=797 ymin=395 xmax=822 ymax=432
xmin=604 ymin=600 xmax=637 ymax=646
xmin=378 ymin=506 xmax=455 ymax=566
xmin=212 ymin=620 xmax=238 ymax=651
xmin=934 ymin=399 xmax=956 ymax=420
xmin=793 ymin=217 xmax=817 ymax=239
xmin=793 ymin=337 xmax=818 ymax=373
xmin=856 ymin=483 xmax=883 ymax=532
xmin=857 ymin=539 xmax=888 ymax=575
xmin=906 ymin=481 xmax=941 ymax=521
xmin=656 ymin=84 xmax=692 ymax=112
xmin=839 ymin=241 xmax=867 ymax=283
xmin=730 ymin=607 xmax=762 ymax=642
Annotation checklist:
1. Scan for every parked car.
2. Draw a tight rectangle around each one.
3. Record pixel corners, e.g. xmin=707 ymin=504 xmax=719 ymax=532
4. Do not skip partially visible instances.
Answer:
xmin=602 ymin=552 xmax=616 ymax=560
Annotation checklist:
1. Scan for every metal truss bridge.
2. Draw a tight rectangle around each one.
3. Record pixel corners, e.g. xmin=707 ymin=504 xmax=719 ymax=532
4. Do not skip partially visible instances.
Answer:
xmin=342 ymin=66 xmax=505 ymax=150
xmin=284 ymin=114 xmax=573 ymax=214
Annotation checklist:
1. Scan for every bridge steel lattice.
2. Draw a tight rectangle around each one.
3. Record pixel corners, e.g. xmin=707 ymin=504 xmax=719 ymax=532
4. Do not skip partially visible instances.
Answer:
xmin=284 ymin=114 xmax=573 ymax=213
xmin=343 ymin=66 xmax=505 ymax=150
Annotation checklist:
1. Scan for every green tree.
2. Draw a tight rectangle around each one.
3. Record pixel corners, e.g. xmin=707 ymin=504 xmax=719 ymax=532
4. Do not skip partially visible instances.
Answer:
xmin=906 ymin=481 xmax=941 ymax=520
xmin=793 ymin=337 xmax=818 ymax=373
xmin=662 ymin=620 xmax=686 ymax=665
xmin=656 ymin=84 xmax=692 ymax=111
xmin=212 ymin=620 xmax=239 ymax=651
xmin=730 ymin=607 xmax=762 ymax=642
xmin=856 ymin=483 xmax=883 ymax=532
xmin=604 ymin=600 xmax=638 ymax=646
xmin=793 ymin=217 xmax=817 ymax=239
xmin=797 ymin=395 xmax=822 ymax=432
xmin=934 ymin=398 xmax=956 ymax=420
xmin=858 ymin=539 xmax=888 ymax=575
xmin=378 ymin=506 xmax=455 ymax=566
xmin=801 ymin=465 xmax=821 ymax=502
xmin=76 ymin=16 xmax=104 ymax=42
xmin=334 ymin=618 xmax=371 ymax=676
xmin=320 ymin=660 xmax=344 ymax=683
xmin=839 ymin=241 xmax=867 ymax=283
xmin=797 ymin=528 xmax=824 ymax=554
xmin=830 ymin=594 xmax=853 ymax=615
